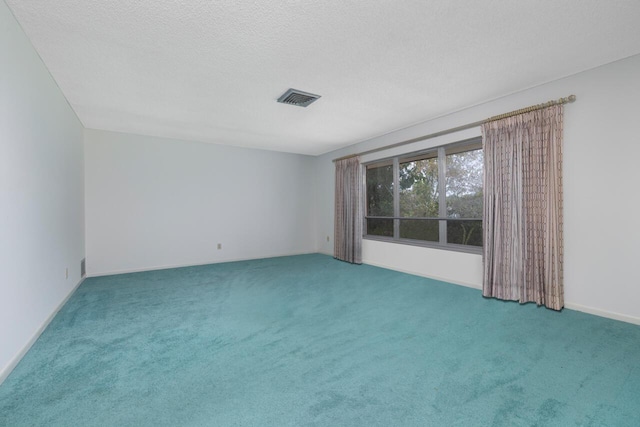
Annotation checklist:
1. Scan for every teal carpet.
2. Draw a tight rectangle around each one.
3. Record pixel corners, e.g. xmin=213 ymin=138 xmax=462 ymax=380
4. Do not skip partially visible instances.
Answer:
xmin=1 ymin=254 xmax=639 ymax=426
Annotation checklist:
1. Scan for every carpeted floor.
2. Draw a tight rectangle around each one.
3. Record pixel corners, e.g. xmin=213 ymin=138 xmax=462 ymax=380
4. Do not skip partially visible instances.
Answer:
xmin=1 ymin=254 xmax=639 ymax=426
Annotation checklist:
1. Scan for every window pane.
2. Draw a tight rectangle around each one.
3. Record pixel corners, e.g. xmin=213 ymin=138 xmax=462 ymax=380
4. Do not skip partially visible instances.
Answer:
xmin=399 ymin=157 xmax=439 ymax=217
xmin=366 ymin=164 xmax=394 ymax=217
xmin=367 ymin=218 xmax=393 ymax=237
xmin=364 ymin=138 xmax=483 ymax=250
xmin=399 ymin=219 xmax=439 ymax=242
xmin=447 ymin=220 xmax=483 ymax=246
xmin=446 ymin=148 xmax=483 ymax=219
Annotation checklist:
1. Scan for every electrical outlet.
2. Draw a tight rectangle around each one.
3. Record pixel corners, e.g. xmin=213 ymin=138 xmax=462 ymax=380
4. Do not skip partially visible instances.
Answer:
xmin=217 ymin=243 xmax=222 ymax=250
xmin=65 ymin=268 xmax=68 ymax=279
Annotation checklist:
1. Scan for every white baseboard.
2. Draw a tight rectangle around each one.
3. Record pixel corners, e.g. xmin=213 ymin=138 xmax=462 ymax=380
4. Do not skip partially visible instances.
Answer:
xmin=362 ymin=259 xmax=483 ymax=290
xmin=0 ymin=277 xmax=85 ymax=386
xmin=86 ymin=251 xmax=318 ymax=278
xmin=362 ymin=259 xmax=640 ymax=325
xmin=564 ymin=302 xmax=640 ymax=325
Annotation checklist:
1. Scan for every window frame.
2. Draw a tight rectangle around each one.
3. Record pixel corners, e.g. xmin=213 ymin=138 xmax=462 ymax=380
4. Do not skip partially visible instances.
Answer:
xmin=363 ymin=136 xmax=483 ymax=254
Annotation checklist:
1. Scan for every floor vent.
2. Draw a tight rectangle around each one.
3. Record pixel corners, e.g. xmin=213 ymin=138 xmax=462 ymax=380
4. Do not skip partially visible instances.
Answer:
xmin=81 ymin=258 xmax=86 ymax=278
xmin=277 ymin=88 xmax=321 ymax=107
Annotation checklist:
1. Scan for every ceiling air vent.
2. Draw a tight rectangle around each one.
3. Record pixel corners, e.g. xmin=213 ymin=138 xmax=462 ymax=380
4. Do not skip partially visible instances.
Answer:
xmin=277 ymin=88 xmax=321 ymax=107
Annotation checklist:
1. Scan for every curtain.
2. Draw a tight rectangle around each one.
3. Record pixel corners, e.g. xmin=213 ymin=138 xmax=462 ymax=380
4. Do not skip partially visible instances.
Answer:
xmin=334 ymin=156 xmax=362 ymax=264
xmin=482 ymin=105 xmax=564 ymax=310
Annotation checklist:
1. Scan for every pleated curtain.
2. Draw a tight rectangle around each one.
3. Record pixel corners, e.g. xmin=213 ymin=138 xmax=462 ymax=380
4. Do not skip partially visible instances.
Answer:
xmin=334 ymin=157 xmax=362 ymax=264
xmin=482 ymin=105 xmax=564 ymax=310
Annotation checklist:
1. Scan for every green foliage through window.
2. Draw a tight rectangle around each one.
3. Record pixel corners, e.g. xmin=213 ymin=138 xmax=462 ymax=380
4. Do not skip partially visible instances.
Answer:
xmin=365 ymin=138 xmax=483 ymax=250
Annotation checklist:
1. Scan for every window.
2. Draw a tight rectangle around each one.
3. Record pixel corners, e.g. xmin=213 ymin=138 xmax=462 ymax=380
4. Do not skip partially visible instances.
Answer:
xmin=364 ymin=137 xmax=483 ymax=252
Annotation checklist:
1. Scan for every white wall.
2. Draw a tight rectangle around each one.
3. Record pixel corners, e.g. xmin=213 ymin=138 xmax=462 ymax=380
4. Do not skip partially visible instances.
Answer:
xmin=0 ymin=2 xmax=85 ymax=382
xmin=85 ymin=129 xmax=317 ymax=276
xmin=315 ymin=54 xmax=640 ymax=324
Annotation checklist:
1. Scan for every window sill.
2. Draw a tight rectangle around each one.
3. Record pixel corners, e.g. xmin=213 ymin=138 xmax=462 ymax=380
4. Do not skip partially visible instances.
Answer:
xmin=363 ymin=235 xmax=483 ymax=255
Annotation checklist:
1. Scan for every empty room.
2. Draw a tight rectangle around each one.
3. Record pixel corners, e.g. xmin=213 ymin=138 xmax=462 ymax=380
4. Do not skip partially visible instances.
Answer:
xmin=1 ymin=1 xmax=640 ymax=425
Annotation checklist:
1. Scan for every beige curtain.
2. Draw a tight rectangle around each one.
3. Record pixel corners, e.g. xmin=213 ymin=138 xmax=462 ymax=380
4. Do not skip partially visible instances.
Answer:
xmin=334 ymin=157 xmax=362 ymax=264
xmin=482 ymin=105 xmax=564 ymax=310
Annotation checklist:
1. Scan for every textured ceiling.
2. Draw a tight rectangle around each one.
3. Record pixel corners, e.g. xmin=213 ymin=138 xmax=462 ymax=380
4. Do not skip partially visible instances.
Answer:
xmin=6 ymin=1 xmax=640 ymax=155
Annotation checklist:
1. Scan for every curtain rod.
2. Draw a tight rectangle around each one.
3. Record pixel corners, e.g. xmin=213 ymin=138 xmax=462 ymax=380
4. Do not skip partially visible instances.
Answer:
xmin=333 ymin=94 xmax=576 ymax=162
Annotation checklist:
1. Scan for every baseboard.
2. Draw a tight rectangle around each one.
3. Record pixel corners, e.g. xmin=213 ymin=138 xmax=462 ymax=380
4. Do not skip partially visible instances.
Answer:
xmin=362 ymin=259 xmax=483 ymax=290
xmin=564 ymin=302 xmax=640 ymax=325
xmin=86 ymin=251 xmax=319 ymax=278
xmin=363 ymin=259 xmax=640 ymax=326
xmin=0 ymin=277 xmax=85 ymax=386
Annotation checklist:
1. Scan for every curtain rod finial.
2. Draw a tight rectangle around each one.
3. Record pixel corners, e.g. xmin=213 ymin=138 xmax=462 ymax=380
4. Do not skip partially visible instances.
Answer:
xmin=567 ymin=94 xmax=576 ymax=102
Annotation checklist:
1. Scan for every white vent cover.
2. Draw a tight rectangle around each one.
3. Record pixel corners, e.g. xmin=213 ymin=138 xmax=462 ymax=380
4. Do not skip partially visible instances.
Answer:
xmin=277 ymin=88 xmax=321 ymax=107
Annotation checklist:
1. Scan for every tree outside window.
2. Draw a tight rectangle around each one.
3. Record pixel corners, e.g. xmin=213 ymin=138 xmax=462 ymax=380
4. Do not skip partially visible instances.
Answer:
xmin=365 ymin=137 xmax=483 ymax=251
